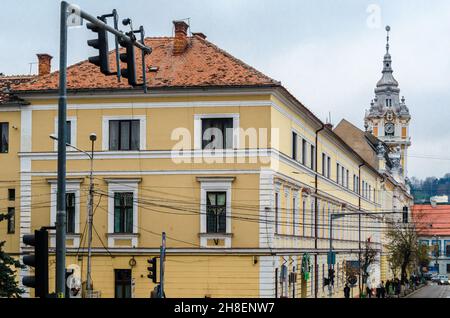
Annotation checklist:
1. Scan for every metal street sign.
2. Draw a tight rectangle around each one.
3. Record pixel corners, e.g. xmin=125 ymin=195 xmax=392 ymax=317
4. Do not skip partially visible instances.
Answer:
xmin=327 ymin=251 xmax=336 ymax=265
xmin=67 ymin=4 xmax=83 ymax=27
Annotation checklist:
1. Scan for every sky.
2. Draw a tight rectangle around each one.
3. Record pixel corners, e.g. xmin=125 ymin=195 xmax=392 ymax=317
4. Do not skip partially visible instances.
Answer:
xmin=0 ymin=0 xmax=449 ymax=180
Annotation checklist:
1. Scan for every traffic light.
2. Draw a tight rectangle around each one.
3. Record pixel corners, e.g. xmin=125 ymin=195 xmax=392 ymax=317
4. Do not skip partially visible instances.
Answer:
xmin=147 ymin=257 xmax=158 ymax=283
xmin=118 ymin=32 xmax=137 ymax=86
xmin=87 ymin=16 xmax=110 ymax=75
xmin=22 ymin=229 xmax=49 ymax=298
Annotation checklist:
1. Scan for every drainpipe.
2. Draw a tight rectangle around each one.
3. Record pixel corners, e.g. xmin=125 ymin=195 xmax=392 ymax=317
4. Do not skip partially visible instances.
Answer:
xmin=358 ymin=163 xmax=365 ymax=297
xmin=314 ymin=124 xmax=325 ymax=298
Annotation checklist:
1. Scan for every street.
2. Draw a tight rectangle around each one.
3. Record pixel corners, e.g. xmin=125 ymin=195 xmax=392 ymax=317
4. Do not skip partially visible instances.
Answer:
xmin=406 ymin=283 xmax=450 ymax=298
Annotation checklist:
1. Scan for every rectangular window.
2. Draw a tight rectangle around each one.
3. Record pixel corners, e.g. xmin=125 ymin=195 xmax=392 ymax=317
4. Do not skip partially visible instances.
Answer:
xmin=109 ymin=120 xmax=140 ymax=151
xmin=292 ymin=132 xmax=297 ymax=160
xmin=353 ymin=175 xmax=357 ymax=192
xmin=322 ymin=153 xmax=326 ymax=176
xmin=302 ymin=139 xmax=307 ymax=165
xmin=65 ymin=120 xmax=72 ymax=145
xmin=66 ymin=193 xmax=76 ymax=234
xmin=346 ymin=169 xmax=349 ymax=188
xmin=8 ymin=188 xmax=15 ymax=201
xmin=336 ymin=164 xmax=340 ymax=184
xmin=206 ymin=192 xmax=227 ymax=233
xmin=114 ymin=269 xmax=132 ymax=298
xmin=202 ymin=118 xmax=233 ymax=149
xmin=446 ymin=244 xmax=450 ymax=257
xmin=310 ymin=145 xmax=315 ymax=170
xmin=292 ymin=197 xmax=297 ymax=235
xmin=447 ymin=264 xmax=450 ymax=274
xmin=302 ymin=198 xmax=306 ymax=237
xmin=369 ymin=185 xmax=372 ymax=201
xmin=341 ymin=166 xmax=345 ymax=186
xmin=7 ymin=207 xmax=14 ymax=234
xmin=275 ymin=193 xmax=279 ymax=234
xmin=327 ymin=156 xmax=331 ymax=178
xmin=114 ymin=192 xmax=134 ymax=233
xmin=310 ymin=199 xmax=315 ymax=237
xmin=0 ymin=123 xmax=8 ymax=153
xmin=402 ymin=206 xmax=408 ymax=224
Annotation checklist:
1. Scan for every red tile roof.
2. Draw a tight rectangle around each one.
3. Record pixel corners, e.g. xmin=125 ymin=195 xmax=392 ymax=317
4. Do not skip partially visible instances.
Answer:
xmin=412 ymin=204 xmax=450 ymax=236
xmin=0 ymin=75 xmax=36 ymax=104
xmin=12 ymin=35 xmax=279 ymax=93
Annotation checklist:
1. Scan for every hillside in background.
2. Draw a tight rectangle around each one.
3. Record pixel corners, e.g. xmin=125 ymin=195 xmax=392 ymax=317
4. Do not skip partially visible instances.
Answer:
xmin=408 ymin=173 xmax=450 ymax=203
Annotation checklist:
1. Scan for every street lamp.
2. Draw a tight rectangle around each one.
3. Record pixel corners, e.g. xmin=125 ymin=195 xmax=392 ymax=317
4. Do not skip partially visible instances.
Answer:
xmin=49 ymin=133 xmax=97 ymax=297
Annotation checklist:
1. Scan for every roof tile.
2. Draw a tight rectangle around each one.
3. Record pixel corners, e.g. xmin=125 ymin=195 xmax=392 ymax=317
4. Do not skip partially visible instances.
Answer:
xmin=12 ymin=36 xmax=278 ymax=93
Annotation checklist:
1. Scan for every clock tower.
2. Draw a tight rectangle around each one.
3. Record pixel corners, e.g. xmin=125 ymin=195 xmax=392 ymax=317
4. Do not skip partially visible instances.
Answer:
xmin=364 ymin=26 xmax=411 ymax=181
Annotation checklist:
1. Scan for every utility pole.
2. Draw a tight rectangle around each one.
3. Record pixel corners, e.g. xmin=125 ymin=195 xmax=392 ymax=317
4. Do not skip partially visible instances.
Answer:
xmin=56 ymin=1 xmax=69 ymax=298
xmin=159 ymin=232 xmax=166 ymax=298
xmin=86 ymin=133 xmax=97 ymax=297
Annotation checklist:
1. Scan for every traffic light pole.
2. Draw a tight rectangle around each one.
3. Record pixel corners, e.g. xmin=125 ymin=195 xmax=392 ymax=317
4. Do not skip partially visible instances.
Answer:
xmin=159 ymin=232 xmax=166 ymax=298
xmin=56 ymin=1 xmax=69 ymax=298
xmin=56 ymin=1 xmax=152 ymax=298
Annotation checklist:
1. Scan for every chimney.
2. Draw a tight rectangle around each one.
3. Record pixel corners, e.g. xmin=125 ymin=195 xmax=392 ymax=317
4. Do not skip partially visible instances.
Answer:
xmin=192 ymin=32 xmax=207 ymax=40
xmin=173 ymin=20 xmax=189 ymax=55
xmin=37 ymin=53 xmax=53 ymax=76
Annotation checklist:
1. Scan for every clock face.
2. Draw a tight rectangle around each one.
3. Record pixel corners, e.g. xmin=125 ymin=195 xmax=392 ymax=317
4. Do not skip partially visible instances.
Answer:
xmin=385 ymin=123 xmax=395 ymax=135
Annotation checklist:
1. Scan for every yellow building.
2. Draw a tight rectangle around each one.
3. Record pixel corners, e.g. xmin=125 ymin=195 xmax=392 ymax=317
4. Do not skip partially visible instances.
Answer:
xmin=0 ymin=21 xmax=411 ymax=298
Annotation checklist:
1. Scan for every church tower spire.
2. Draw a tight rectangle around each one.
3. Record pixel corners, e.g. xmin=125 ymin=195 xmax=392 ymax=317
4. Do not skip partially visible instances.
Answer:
xmin=364 ymin=26 xmax=412 ymax=181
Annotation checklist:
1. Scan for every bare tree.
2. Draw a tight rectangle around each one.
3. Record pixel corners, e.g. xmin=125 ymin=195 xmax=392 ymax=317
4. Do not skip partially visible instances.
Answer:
xmin=360 ymin=240 xmax=377 ymax=292
xmin=385 ymin=214 xmax=428 ymax=283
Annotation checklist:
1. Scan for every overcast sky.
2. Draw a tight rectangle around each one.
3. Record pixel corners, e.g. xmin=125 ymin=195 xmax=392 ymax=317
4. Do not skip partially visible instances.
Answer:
xmin=1 ymin=0 xmax=449 ymax=180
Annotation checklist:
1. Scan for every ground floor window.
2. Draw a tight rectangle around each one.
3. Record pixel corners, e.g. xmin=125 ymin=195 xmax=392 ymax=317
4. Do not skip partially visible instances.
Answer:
xmin=7 ymin=207 xmax=14 ymax=234
xmin=447 ymin=264 xmax=450 ymax=274
xmin=114 ymin=269 xmax=132 ymax=298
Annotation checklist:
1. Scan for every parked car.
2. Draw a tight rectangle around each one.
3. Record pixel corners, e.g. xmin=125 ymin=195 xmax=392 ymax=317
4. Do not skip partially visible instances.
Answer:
xmin=431 ymin=274 xmax=441 ymax=283
xmin=423 ymin=272 xmax=433 ymax=281
xmin=437 ymin=275 xmax=450 ymax=285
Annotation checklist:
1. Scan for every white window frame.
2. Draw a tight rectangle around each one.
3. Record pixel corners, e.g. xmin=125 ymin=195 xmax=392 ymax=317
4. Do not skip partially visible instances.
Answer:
xmin=275 ymin=182 xmax=282 ymax=235
xmin=105 ymin=178 xmax=141 ymax=247
xmin=302 ymin=195 xmax=307 ymax=237
xmin=54 ymin=116 xmax=77 ymax=151
xmin=284 ymin=188 xmax=291 ymax=236
xmin=102 ymin=115 xmax=147 ymax=151
xmin=49 ymin=179 xmax=82 ymax=248
xmin=198 ymin=177 xmax=235 ymax=248
xmin=194 ymin=113 xmax=240 ymax=150
xmin=293 ymin=191 xmax=299 ymax=236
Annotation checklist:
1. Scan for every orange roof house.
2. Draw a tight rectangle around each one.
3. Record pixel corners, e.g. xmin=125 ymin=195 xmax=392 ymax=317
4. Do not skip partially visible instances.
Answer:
xmin=412 ymin=204 xmax=450 ymax=236
xmin=12 ymin=22 xmax=279 ymax=94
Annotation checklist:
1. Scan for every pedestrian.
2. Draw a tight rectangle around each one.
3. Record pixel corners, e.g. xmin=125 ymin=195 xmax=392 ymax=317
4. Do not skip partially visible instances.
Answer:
xmin=396 ymin=279 xmax=401 ymax=298
xmin=385 ymin=280 xmax=390 ymax=297
xmin=376 ymin=283 xmax=381 ymax=298
xmin=344 ymin=284 xmax=350 ymax=299
xmin=366 ymin=286 xmax=372 ymax=298
xmin=380 ymin=281 xmax=386 ymax=298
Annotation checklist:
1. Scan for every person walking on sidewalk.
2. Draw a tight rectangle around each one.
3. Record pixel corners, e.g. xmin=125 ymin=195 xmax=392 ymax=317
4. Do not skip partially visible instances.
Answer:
xmin=380 ymin=281 xmax=386 ymax=298
xmin=344 ymin=284 xmax=350 ymax=299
